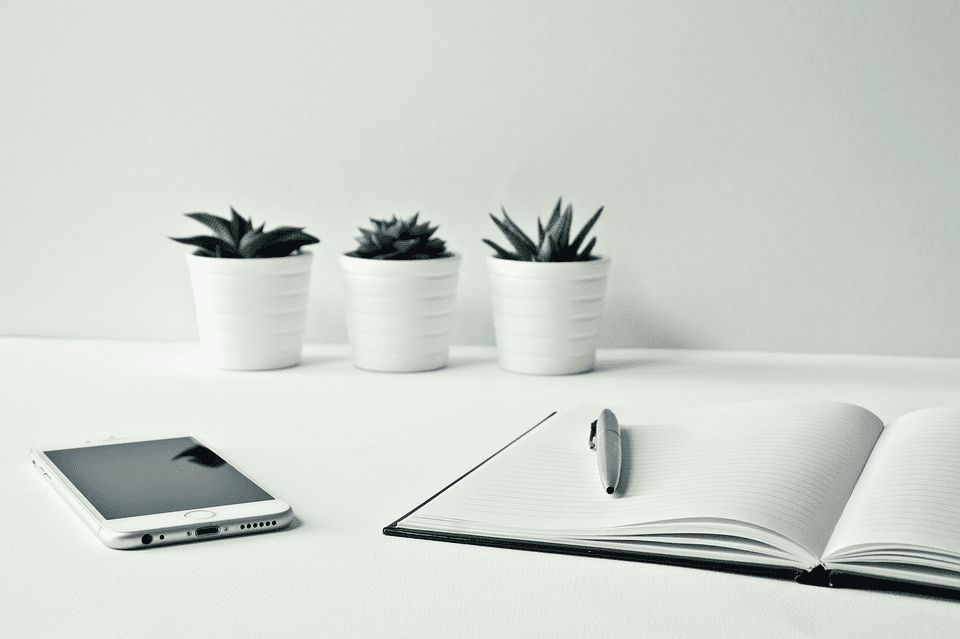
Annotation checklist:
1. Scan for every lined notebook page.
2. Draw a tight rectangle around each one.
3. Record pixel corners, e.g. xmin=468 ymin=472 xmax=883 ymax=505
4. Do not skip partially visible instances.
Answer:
xmin=402 ymin=400 xmax=883 ymax=560
xmin=823 ymin=407 xmax=960 ymax=560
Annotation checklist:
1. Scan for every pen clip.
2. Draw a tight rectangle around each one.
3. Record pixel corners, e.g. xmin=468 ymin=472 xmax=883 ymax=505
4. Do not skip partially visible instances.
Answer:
xmin=589 ymin=420 xmax=597 ymax=450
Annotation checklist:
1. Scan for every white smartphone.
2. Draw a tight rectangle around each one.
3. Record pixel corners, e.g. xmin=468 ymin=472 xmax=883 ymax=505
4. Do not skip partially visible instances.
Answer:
xmin=31 ymin=434 xmax=294 ymax=549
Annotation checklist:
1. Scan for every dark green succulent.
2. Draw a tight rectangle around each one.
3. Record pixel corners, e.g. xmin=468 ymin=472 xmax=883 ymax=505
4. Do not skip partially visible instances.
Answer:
xmin=346 ymin=213 xmax=451 ymax=260
xmin=483 ymin=197 xmax=602 ymax=262
xmin=170 ymin=207 xmax=319 ymax=258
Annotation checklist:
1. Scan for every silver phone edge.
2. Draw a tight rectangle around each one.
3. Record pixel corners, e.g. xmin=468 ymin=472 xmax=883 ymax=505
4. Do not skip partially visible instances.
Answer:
xmin=98 ymin=505 xmax=295 ymax=550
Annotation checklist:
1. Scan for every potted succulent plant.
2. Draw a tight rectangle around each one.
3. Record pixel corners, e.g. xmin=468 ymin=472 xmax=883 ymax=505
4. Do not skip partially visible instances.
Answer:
xmin=483 ymin=198 xmax=609 ymax=375
xmin=340 ymin=213 xmax=460 ymax=372
xmin=171 ymin=208 xmax=319 ymax=371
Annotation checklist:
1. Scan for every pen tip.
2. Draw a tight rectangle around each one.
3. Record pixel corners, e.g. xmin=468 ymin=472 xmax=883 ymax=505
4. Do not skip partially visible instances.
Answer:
xmin=606 ymin=486 xmax=614 ymax=495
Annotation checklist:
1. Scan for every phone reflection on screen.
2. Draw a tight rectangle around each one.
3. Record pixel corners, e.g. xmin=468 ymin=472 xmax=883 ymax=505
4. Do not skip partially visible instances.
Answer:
xmin=171 ymin=444 xmax=226 ymax=468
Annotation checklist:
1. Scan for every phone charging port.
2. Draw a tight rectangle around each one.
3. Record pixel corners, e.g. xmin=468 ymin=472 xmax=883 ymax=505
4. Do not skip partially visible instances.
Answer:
xmin=195 ymin=526 xmax=220 ymax=537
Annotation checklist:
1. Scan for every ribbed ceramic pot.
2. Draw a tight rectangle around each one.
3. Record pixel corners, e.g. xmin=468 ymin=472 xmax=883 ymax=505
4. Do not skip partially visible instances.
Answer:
xmin=340 ymin=254 xmax=461 ymax=372
xmin=487 ymin=255 xmax=610 ymax=375
xmin=186 ymin=252 xmax=313 ymax=370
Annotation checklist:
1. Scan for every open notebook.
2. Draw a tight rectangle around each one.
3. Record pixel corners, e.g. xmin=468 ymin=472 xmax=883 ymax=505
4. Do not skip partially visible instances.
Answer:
xmin=384 ymin=400 xmax=960 ymax=595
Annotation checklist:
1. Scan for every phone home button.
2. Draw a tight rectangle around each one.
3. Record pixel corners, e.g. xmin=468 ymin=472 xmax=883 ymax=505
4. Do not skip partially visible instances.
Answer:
xmin=184 ymin=510 xmax=216 ymax=520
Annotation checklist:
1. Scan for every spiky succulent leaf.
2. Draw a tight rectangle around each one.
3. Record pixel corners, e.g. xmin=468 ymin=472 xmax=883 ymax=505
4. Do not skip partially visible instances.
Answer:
xmin=569 ymin=206 xmax=603 ymax=256
xmin=170 ymin=234 xmax=241 ymax=258
xmin=229 ymin=208 xmax=246 ymax=244
xmin=183 ymin=213 xmax=236 ymax=247
xmin=578 ymin=236 xmax=597 ymax=261
xmin=546 ymin=198 xmax=562 ymax=232
xmin=347 ymin=213 xmax=452 ymax=260
xmin=256 ymin=238 xmax=319 ymax=258
xmin=236 ymin=230 xmax=265 ymax=257
xmin=424 ymin=237 xmax=445 ymax=252
xmin=488 ymin=213 xmax=537 ymax=261
xmin=536 ymin=234 xmax=553 ymax=261
xmin=171 ymin=208 xmax=319 ymax=258
xmin=483 ymin=238 xmax=518 ymax=260
xmin=499 ymin=208 xmax=539 ymax=258
xmin=558 ymin=204 xmax=573 ymax=249
xmin=548 ymin=235 xmax=561 ymax=262
xmin=483 ymin=198 xmax=602 ymax=262
xmin=249 ymin=227 xmax=318 ymax=258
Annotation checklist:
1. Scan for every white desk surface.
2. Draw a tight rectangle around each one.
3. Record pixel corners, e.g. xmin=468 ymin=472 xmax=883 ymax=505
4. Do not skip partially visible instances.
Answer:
xmin=4 ymin=338 xmax=960 ymax=638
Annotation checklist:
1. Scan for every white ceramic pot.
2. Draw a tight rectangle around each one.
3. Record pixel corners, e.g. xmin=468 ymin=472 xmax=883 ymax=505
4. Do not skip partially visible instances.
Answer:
xmin=340 ymin=254 xmax=461 ymax=372
xmin=186 ymin=251 xmax=313 ymax=370
xmin=487 ymin=255 xmax=610 ymax=375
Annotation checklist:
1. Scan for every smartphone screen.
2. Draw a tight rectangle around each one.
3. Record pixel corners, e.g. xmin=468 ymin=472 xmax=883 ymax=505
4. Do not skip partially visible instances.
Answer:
xmin=44 ymin=437 xmax=273 ymax=519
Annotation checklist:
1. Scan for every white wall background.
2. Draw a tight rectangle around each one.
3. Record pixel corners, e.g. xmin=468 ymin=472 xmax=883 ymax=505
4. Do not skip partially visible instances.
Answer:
xmin=1 ymin=1 xmax=958 ymax=355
